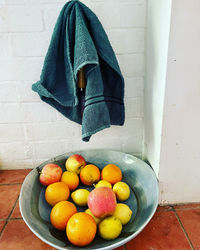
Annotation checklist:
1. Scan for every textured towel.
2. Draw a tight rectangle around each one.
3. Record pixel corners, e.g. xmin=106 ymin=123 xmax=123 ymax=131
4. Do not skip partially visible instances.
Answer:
xmin=32 ymin=0 xmax=125 ymax=141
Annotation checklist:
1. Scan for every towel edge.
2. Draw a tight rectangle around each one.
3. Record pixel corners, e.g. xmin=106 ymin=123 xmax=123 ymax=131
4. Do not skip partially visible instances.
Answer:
xmin=82 ymin=124 xmax=111 ymax=142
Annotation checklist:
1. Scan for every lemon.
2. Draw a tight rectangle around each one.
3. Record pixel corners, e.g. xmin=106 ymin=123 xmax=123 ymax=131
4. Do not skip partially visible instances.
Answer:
xmin=85 ymin=209 xmax=101 ymax=224
xmin=113 ymin=181 xmax=130 ymax=201
xmin=98 ymin=216 xmax=122 ymax=240
xmin=95 ymin=180 xmax=112 ymax=189
xmin=71 ymin=189 xmax=90 ymax=206
xmin=113 ymin=203 xmax=132 ymax=225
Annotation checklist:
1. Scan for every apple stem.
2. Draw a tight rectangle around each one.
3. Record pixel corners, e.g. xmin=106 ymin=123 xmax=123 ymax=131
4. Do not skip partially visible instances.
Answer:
xmin=36 ymin=167 xmax=41 ymax=175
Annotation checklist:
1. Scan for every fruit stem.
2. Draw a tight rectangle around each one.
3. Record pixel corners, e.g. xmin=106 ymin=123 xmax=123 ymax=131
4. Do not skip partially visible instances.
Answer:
xmin=36 ymin=167 xmax=41 ymax=175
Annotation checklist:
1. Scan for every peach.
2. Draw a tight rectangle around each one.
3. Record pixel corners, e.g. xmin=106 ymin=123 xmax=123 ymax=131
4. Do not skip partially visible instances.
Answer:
xmin=39 ymin=164 xmax=63 ymax=186
xmin=88 ymin=187 xmax=117 ymax=218
xmin=65 ymin=154 xmax=86 ymax=174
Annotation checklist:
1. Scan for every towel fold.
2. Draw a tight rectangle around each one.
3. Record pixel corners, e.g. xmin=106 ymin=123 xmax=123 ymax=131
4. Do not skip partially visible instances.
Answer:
xmin=32 ymin=0 xmax=125 ymax=141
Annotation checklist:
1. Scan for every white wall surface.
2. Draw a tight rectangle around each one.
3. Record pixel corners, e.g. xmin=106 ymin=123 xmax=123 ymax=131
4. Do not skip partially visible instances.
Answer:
xmin=159 ymin=0 xmax=200 ymax=204
xmin=0 ymin=0 xmax=146 ymax=169
xmin=144 ymin=0 xmax=172 ymax=175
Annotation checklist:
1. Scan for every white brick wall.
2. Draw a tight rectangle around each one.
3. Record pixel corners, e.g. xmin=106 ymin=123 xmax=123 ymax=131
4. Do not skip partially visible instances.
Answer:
xmin=11 ymin=33 xmax=50 ymax=57
xmin=0 ymin=0 xmax=146 ymax=169
xmin=91 ymin=2 xmax=146 ymax=28
xmin=107 ymin=28 xmax=145 ymax=54
xmin=0 ymin=6 xmax=43 ymax=32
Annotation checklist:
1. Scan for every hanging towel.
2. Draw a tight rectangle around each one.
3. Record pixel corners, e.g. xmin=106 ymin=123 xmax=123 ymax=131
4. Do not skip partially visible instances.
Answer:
xmin=32 ymin=0 xmax=125 ymax=141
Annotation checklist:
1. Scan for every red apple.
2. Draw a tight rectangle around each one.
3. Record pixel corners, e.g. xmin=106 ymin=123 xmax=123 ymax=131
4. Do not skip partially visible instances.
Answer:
xmin=88 ymin=187 xmax=117 ymax=218
xmin=39 ymin=164 xmax=63 ymax=186
xmin=65 ymin=154 xmax=86 ymax=174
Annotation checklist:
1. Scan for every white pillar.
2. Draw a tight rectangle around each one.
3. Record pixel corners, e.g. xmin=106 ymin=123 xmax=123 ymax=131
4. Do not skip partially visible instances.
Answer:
xmin=144 ymin=0 xmax=172 ymax=176
xmin=145 ymin=0 xmax=200 ymax=204
xmin=159 ymin=0 xmax=200 ymax=204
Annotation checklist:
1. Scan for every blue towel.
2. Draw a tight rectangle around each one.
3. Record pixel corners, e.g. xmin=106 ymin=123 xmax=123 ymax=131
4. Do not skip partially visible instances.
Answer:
xmin=32 ymin=0 xmax=125 ymax=141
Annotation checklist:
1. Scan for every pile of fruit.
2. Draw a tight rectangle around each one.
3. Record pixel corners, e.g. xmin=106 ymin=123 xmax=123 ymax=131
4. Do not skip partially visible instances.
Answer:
xmin=39 ymin=154 xmax=133 ymax=247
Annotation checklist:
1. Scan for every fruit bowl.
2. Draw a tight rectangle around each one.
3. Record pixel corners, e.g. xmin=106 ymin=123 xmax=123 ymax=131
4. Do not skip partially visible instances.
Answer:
xmin=19 ymin=150 xmax=159 ymax=250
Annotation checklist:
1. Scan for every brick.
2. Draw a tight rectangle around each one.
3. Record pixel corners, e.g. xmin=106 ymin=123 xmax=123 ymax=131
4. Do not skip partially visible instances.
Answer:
xmin=124 ymin=77 xmax=144 ymax=98
xmin=11 ymin=33 xmax=51 ymax=57
xmin=0 ymin=35 xmax=11 ymax=57
xmin=91 ymin=2 xmax=146 ymax=28
xmin=0 ymin=159 xmax=33 ymax=170
xmin=33 ymin=140 xmax=73 ymax=159
xmin=77 ymin=0 xmax=91 ymax=6
xmin=21 ymin=103 xmax=57 ymax=122
xmin=0 ymin=124 xmax=25 ymax=142
xmin=32 ymin=158 xmax=47 ymax=167
xmin=16 ymin=81 xmax=41 ymax=102
xmin=0 ymin=81 xmax=19 ymax=102
xmin=4 ymin=0 xmax=27 ymax=4
xmin=0 ymin=103 xmax=17 ymax=123
xmin=0 ymin=142 xmax=31 ymax=160
xmin=55 ymin=110 xmax=68 ymax=121
xmin=43 ymin=5 xmax=64 ymax=34
xmin=71 ymin=126 xmax=143 ymax=154
xmin=4 ymin=0 xmax=90 ymax=5
xmin=0 ymin=6 xmax=43 ymax=32
xmin=0 ymin=58 xmax=44 ymax=81
xmin=55 ymin=112 xmax=83 ymax=132
xmin=30 ymin=0 xmax=74 ymax=3
xmin=121 ymin=135 xmax=143 ymax=153
xmin=11 ymin=58 xmax=44 ymax=81
xmin=0 ymin=59 xmax=12 ymax=81
xmin=25 ymin=121 xmax=81 ymax=141
xmin=0 ymin=103 xmax=57 ymax=123
xmin=72 ymin=136 xmax=123 ymax=152
xmin=113 ymin=118 xmax=143 ymax=137
xmin=88 ymin=118 xmax=143 ymax=138
xmin=125 ymin=97 xmax=143 ymax=118
xmin=107 ymin=28 xmax=145 ymax=54
xmin=92 ymin=0 xmax=145 ymax=3
xmin=117 ymin=53 xmax=145 ymax=77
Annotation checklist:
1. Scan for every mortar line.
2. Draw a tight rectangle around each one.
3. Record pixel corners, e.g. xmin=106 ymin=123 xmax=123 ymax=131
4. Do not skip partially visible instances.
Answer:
xmin=0 ymin=183 xmax=22 ymax=186
xmin=172 ymin=207 xmax=194 ymax=250
xmin=0 ymin=196 xmax=19 ymax=239
xmin=9 ymin=218 xmax=22 ymax=221
xmin=174 ymin=207 xmax=200 ymax=211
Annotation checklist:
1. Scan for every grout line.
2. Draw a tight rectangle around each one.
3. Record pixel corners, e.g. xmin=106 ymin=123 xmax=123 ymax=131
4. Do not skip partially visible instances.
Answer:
xmin=9 ymin=218 xmax=23 ymax=221
xmin=0 ymin=183 xmax=22 ymax=186
xmin=0 ymin=196 xmax=19 ymax=239
xmin=123 ymin=244 xmax=127 ymax=250
xmin=174 ymin=207 xmax=200 ymax=211
xmin=172 ymin=207 xmax=195 ymax=250
xmin=174 ymin=205 xmax=200 ymax=211
xmin=0 ymin=222 xmax=8 ymax=238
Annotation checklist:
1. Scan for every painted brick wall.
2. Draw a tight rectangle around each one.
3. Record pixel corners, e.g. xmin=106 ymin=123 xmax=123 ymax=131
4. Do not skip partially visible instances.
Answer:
xmin=0 ymin=0 xmax=146 ymax=169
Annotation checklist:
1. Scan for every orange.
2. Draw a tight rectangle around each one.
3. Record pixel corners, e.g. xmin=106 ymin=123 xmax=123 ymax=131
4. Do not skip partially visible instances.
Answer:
xmin=45 ymin=182 xmax=70 ymax=206
xmin=61 ymin=171 xmax=79 ymax=190
xmin=80 ymin=164 xmax=100 ymax=186
xmin=66 ymin=212 xmax=97 ymax=247
xmin=50 ymin=201 xmax=77 ymax=230
xmin=101 ymin=164 xmax=122 ymax=185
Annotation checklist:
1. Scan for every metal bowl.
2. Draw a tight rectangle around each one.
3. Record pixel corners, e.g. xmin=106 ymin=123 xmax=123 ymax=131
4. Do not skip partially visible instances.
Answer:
xmin=19 ymin=150 xmax=159 ymax=250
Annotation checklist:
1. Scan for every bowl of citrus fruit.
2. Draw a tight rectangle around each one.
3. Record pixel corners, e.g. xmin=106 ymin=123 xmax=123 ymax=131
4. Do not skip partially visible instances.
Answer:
xmin=19 ymin=149 xmax=159 ymax=250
